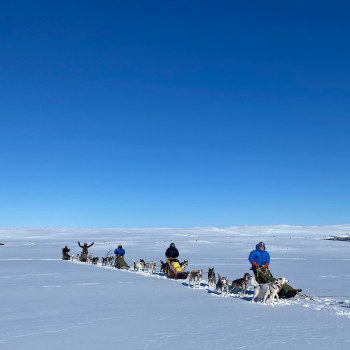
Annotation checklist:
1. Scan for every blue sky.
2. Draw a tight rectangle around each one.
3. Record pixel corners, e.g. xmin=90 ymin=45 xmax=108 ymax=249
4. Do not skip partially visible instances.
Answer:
xmin=1 ymin=1 xmax=349 ymax=227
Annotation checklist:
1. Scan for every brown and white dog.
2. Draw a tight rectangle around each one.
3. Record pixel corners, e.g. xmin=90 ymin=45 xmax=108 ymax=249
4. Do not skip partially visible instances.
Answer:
xmin=208 ymin=267 xmax=216 ymax=290
xmin=215 ymin=274 xmax=229 ymax=296
xmin=188 ymin=269 xmax=203 ymax=288
xmin=229 ymin=273 xmax=252 ymax=297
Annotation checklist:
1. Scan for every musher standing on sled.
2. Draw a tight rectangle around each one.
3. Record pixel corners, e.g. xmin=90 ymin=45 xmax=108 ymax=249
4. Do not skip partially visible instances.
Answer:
xmin=248 ymin=242 xmax=270 ymax=276
xmin=78 ymin=242 xmax=94 ymax=261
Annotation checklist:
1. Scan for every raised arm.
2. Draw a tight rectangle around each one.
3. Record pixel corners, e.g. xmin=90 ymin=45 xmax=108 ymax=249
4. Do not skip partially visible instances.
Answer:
xmin=87 ymin=242 xmax=94 ymax=248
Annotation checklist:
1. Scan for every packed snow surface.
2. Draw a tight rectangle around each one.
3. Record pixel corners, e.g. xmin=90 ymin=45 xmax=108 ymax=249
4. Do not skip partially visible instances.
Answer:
xmin=1 ymin=225 xmax=350 ymax=349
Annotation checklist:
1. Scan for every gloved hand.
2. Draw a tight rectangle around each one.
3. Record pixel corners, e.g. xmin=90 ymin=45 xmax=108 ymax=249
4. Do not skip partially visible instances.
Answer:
xmin=262 ymin=263 xmax=268 ymax=269
xmin=252 ymin=261 xmax=259 ymax=268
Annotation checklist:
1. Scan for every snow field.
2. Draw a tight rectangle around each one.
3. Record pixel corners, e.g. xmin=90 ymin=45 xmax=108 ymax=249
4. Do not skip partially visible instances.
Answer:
xmin=0 ymin=226 xmax=350 ymax=349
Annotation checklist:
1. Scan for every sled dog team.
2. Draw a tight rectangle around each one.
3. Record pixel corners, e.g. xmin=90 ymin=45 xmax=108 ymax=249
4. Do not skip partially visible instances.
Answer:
xmin=65 ymin=241 xmax=288 ymax=304
xmin=185 ymin=267 xmax=288 ymax=304
xmin=80 ymin=254 xmax=288 ymax=305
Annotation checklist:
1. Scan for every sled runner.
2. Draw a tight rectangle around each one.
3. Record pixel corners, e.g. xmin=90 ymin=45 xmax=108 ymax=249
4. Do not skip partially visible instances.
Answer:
xmin=255 ymin=268 xmax=302 ymax=298
xmin=165 ymin=258 xmax=189 ymax=279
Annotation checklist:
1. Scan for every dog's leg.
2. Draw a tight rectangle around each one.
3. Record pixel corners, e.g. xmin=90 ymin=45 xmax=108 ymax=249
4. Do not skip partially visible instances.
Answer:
xmin=251 ymin=287 xmax=259 ymax=302
xmin=263 ymin=292 xmax=269 ymax=304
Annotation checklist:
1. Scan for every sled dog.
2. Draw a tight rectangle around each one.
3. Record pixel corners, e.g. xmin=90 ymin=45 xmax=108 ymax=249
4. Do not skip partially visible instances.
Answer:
xmin=132 ymin=259 xmax=145 ymax=272
xmin=229 ymin=273 xmax=252 ymax=297
xmin=160 ymin=260 xmax=167 ymax=274
xmin=145 ymin=261 xmax=156 ymax=273
xmin=188 ymin=269 xmax=203 ymax=288
xmin=267 ymin=277 xmax=288 ymax=304
xmin=251 ymin=276 xmax=288 ymax=304
xmin=215 ymin=274 xmax=229 ymax=296
xmin=208 ymin=267 xmax=216 ymax=290
xmin=92 ymin=257 xmax=99 ymax=265
xmin=102 ymin=256 xmax=114 ymax=266
xmin=180 ymin=260 xmax=189 ymax=270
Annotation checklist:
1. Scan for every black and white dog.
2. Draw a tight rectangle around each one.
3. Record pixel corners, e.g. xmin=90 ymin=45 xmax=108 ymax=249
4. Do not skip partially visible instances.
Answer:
xmin=229 ymin=273 xmax=252 ymax=297
xmin=251 ymin=277 xmax=288 ymax=304
xmin=215 ymin=274 xmax=229 ymax=296
xmin=160 ymin=260 xmax=167 ymax=274
xmin=132 ymin=259 xmax=145 ymax=272
xmin=102 ymin=256 xmax=114 ymax=266
xmin=208 ymin=267 xmax=216 ymax=290
xmin=145 ymin=260 xmax=157 ymax=274
xmin=180 ymin=260 xmax=189 ymax=270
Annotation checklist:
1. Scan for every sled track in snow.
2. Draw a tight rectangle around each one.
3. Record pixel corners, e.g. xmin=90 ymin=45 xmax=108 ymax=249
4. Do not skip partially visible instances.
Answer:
xmin=69 ymin=260 xmax=350 ymax=318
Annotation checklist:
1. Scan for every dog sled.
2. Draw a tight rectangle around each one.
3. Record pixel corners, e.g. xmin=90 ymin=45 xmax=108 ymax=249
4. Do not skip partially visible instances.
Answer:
xmin=255 ymin=268 xmax=302 ymax=298
xmin=115 ymin=256 xmax=130 ymax=269
xmin=79 ymin=253 xmax=88 ymax=262
xmin=165 ymin=258 xmax=189 ymax=279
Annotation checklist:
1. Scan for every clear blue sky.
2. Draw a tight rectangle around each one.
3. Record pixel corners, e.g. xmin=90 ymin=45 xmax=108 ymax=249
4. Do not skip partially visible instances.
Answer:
xmin=1 ymin=1 xmax=349 ymax=227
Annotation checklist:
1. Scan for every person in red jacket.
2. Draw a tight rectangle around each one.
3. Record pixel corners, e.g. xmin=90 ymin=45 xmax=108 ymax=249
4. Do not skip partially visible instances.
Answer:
xmin=62 ymin=245 xmax=70 ymax=260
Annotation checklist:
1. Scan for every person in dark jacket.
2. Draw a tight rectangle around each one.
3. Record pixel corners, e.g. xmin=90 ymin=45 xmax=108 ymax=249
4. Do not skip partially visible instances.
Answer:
xmin=78 ymin=242 xmax=94 ymax=255
xmin=248 ymin=242 xmax=270 ymax=275
xmin=78 ymin=242 xmax=94 ymax=262
xmin=165 ymin=243 xmax=179 ymax=259
xmin=62 ymin=245 xmax=70 ymax=260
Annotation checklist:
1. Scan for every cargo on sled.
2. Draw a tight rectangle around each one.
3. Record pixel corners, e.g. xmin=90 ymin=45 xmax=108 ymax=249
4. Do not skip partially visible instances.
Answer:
xmin=255 ymin=268 xmax=302 ymax=298
xmin=115 ymin=256 xmax=130 ymax=269
xmin=166 ymin=258 xmax=189 ymax=279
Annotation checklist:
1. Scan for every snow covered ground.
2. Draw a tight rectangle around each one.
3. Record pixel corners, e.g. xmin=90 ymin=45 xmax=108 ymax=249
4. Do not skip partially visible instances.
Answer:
xmin=1 ymin=225 xmax=349 ymax=349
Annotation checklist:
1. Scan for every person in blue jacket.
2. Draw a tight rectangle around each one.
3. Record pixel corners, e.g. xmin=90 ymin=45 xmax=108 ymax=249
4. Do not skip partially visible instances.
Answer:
xmin=248 ymin=242 xmax=270 ymax=275
xmin=114 ymin=244 xmax=129 ymax=269
xmin=114 ymin=245 xmax=125 ymax=258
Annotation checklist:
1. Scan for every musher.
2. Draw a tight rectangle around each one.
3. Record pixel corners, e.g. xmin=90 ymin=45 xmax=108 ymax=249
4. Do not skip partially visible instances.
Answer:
xmin=78 ymin=242 xmax=94 ymax=262
xmin=248 ymin=241 xmax=270 ymax=276
xmin=114 ymin=244 xmax=129 ymax=269
xmin=165 ymin=242 xmax=179 ymax=260
xmin=62 ymin=245 xmax=70 ymax=260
